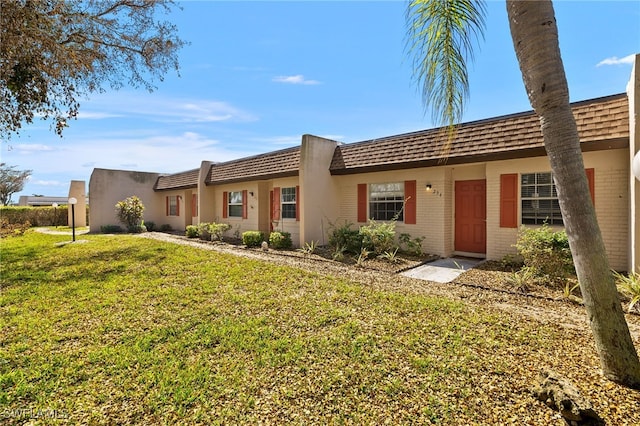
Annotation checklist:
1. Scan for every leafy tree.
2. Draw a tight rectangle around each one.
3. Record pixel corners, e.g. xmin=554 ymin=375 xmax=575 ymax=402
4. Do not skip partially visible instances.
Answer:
xmin=0 ymin=0 xmax=185 ymax=138
xmin=406 ymin=0 xmax=640 ymax=387
xmin=0 ymin=163 xmax=32 ymax=205
xmin=115 ymin=196 xmax=145 ymax=233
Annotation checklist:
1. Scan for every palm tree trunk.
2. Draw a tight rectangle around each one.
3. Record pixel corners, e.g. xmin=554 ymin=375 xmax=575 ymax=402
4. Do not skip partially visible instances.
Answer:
xmin=506 ymin=0 xmax=640 ymax=388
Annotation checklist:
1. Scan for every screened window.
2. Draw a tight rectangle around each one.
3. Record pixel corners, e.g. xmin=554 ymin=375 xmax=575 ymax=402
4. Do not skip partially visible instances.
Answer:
xmin=369 ymin=183 xmax=404 ymax=221
xmin=281 ymin=187 xmax=296 ymax=219
xmin=521 ymin=172 xmax=563 ymax=225
xmin=168 ymin=195 xmax=178 ymax=216
xmin=228 ymin=191 xmax=243 ymax=218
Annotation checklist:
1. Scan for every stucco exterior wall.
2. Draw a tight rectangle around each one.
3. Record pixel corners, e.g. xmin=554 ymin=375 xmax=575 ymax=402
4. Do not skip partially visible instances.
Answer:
xmin=270 ymin=177 xmax=301 ymax=245
xmin=486 ymin=149 xmax=629 ymax=271
xmin=299 ymin=135 xmax=340 ymax=246
xmin=198 ymin=161 xmax=216 ymax=224
xmin=334 ymin=167 xmax=449 ymax=257
xmin=213 ymin=181 xmax=266 ymax=240
xmin=156 ymin=189 xmax=193 ymax=231
xmin=628 ymin=55 xmax=640 ymax=273
xmin=89 ymin=168 xmax=161 ymax=233
xmin=68 ymin=180 xmax=87 ymax=227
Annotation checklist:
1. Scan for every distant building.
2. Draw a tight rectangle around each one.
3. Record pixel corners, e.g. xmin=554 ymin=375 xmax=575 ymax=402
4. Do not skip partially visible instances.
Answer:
xmin=18 ymin=196 xmax=70 ymax=207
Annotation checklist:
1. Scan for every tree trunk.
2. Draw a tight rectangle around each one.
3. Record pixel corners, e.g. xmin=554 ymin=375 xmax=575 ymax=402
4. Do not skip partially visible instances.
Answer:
xmin=506 ymin=0 xmax=640 ymax=388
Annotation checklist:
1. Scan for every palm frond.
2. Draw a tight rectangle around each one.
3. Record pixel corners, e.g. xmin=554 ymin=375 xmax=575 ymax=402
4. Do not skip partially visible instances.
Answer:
xmin=406 ymin=0 xmax=486 ymax=155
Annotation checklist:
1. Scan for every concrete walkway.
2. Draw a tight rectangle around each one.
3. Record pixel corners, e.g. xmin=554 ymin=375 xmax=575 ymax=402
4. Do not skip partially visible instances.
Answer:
xmin=400 ymin=257 xmax=484 ymax=283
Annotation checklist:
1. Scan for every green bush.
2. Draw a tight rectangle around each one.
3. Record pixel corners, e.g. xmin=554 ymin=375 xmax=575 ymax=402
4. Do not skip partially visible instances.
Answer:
xmin=328 ymin=220 xmax=363 ymax=254
xmin=242 ymin=231 xmax=264 ymax=248
xmin=399 ymin=233 xmax=425 ymax=256
xmin=0 ymin=205 xmax=73 ymax=226
xmin=197 ymin=222 xmax=231 ymax=241
xmin=145 ymin=221 xmax=156 ymax=232
xmin=514 ymin=224 xmax=574 ymax=285
xmin=159 ymin=224 xmax=173 ymax=232
xmin=185 ymin=225 xmax=199 ymax=238
xmin=359 ymin=219 xmax=397 ymax=255
xmin=0 ymin=218 xmax=30 ymax=238
xmin=101 ymin=225 xmax=124 ymax=233
xmin=115 ymin=196 xmax=145 ymax=233
xmin=269 ymin=231 xmax=292 ymax=249
xmin=210 ymin=223 xmax=231 ymax=241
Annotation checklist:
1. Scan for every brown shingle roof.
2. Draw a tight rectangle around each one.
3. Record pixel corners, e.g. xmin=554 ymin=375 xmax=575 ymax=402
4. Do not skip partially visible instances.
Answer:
xmin=154 ymin=168 xmax=199 ymax=191
xmin=330 ymin=93 xmax=629 ymax=174
xmin=206 ymin=146 xmax=300 ymax=184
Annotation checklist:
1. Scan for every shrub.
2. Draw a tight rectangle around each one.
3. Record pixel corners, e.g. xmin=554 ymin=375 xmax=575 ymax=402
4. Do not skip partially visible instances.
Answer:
xmin=0 ymin=218 xmax=30 ymax=238
xmin=242 ymin=231 xmax=264 ymax=247
xmin=101 ymin=224 xmax=124 ymax=233
xmin=398 ymin=233 xmax=425 ymax=256
xmin=298 ymin=240 xmax=318 ymax=255
xmin=209 ymin=223 xmax=231 ymax=241
xmin=0 ymin=205 xmax=71 ymax=226
xmin=159 ymin=224 xmax=173 ymax=232
xmin=197 ymin=222 xmax=231 ymax=241
xmin=514 ymin=224 xmax=574 ymax=286
xmin=269 ymin=231 xmax=293 ymax=249
xmin=359 ymin=219 xmax=397 ymax=255
xmin=145 ymin=221 xmax=156 ymax=232
xmin=115 ymin=196 xmax=145 ymax=233
xmin=185 ymin=225 xmax=199 ymax=238
xmin=613 ymin=270 xmax=640 ymax=313
xmin=328 ymin=220 xmax=363 ymax=254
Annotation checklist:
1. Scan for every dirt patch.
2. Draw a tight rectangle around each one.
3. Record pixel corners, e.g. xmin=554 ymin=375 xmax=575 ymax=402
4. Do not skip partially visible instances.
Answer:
xmin=138 ymin=232 xmax=640 ymax=343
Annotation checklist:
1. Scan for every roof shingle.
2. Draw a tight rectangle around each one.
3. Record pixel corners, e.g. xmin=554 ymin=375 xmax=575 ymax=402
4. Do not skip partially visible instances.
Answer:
xmin=330 ymin=93 xmax=629 ymax=174
xmin=206 ymin=146 xmax=300 ymax=184
xmin=154 ymin=168 xmax=199 ymax=191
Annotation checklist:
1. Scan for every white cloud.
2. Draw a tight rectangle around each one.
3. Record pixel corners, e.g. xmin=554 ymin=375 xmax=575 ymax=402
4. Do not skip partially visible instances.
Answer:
xmin=80 ymin=93 xmax=258 ymax=124
xmin=76 ymin=111 xmax=122 ymax=120
xmin=596 ymin=54 xmax=635 ymax=67
xmin=272 ymin=74 xmax=321 ymax=85
xmin=31 ymin=180 xmax=64 ymax=187
xmin=10 ymin=144 xmax=55 ymax=154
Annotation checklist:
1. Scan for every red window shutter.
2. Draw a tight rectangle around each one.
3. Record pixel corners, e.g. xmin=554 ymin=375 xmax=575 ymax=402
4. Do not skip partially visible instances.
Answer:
xmin=222 ymin=191 xmax=228 ymax=219
xmin=295 ymin=185 xmax=300 ymax=222
xmin=585 ymin=168 xmax=595 ymax=205
xmin=192 ymin=194 xmax=197 ymax=217
xmin=165 ymin=196 xmax=169 ymax=216
xmin=357 ymin=183 xmax=367 ymax=223
xmin=404 ymin=180 xmax=417 ymax=224
xmin=273 ymin=187 xmax=281 ymax=220
xmin=242 ymin=189 xmax=248 ymax=219
xmin=500 ymin=174 xmax=518 ymax=228
xmin=176 ymin=196 xmax=180 ymax=217
xmin=270 ymin=190 xmax=274 ymax=221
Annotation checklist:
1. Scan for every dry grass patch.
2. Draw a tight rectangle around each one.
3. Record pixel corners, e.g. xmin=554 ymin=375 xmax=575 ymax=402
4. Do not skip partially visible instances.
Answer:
xmin=1 ymin=232 xmax=638 ymax=425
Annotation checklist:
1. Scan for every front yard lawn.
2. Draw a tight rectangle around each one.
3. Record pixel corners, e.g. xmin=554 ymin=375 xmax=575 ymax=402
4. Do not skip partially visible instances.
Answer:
xmin=1 ymin=232 xmax=638 ymax=424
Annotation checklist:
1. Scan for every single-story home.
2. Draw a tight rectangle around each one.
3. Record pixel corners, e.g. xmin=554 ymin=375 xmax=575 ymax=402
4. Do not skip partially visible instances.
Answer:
xmin=90 ymin=55 xmax=640 ymax=273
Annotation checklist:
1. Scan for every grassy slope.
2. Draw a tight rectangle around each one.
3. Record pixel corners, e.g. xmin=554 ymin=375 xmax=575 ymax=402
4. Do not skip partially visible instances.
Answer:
xmin=1 ymin=232 xmax=638 ymax=425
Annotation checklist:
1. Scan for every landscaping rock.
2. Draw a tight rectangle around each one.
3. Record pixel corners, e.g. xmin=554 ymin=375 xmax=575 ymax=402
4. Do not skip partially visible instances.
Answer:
xmin=532 ymin=369 xmax=603 ymax=425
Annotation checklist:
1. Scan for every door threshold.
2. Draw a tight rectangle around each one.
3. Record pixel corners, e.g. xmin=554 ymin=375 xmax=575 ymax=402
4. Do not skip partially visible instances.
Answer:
xmin=452 ymin=251 xmax=486 ymax=259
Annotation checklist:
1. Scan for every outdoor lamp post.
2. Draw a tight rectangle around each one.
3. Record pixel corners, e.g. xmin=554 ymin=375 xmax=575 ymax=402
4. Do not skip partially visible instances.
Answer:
xmin=68 ymin=197 xmax=77 ymax=242
xmin=52 ymin=203 xmax=58 ymax=228
xmin=633 ymin=151 xmax=640 ymax=181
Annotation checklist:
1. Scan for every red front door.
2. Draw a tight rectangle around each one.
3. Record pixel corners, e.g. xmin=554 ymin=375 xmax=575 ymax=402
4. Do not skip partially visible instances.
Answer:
xmin=455 ymin=180 xmax=486 ymax=254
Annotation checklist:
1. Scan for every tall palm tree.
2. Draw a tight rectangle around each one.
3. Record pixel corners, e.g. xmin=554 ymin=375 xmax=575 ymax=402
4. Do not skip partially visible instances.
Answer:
xmin=407 ymin=0 xmax=640 ymax=388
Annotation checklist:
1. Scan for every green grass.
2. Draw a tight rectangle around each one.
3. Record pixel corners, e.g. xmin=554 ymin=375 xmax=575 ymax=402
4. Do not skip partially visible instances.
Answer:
xmin=0 ymin=232 xmax=635 ymax=424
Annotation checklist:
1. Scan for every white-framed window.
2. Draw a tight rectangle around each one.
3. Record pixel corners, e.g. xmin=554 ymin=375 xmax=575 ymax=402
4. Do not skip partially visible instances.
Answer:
xmin=228 ymin=191 xmax=243 ymax=218
xmin=167 ymin=195 xmax=178 ymax=216
xmin=521 ymin=172 xmax=563 ymax=225
xmin=281 ymin=187 xmax=296 ymax=219
xmin=369 ymin=182 xmax=404 ymax=221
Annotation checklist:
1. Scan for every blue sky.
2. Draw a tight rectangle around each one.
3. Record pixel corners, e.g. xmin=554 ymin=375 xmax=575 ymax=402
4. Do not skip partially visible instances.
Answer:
xmin=3 ymin=0 xmax=639 ymax=200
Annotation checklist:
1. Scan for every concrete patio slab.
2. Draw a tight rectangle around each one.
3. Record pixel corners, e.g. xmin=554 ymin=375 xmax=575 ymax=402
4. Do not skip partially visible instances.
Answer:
xmin=400 ymin=257 xmax=484 ymax=283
